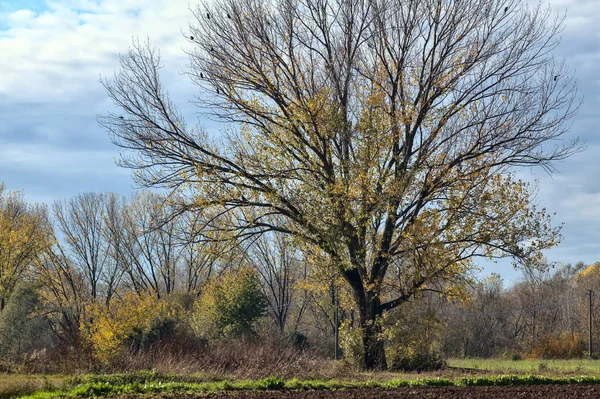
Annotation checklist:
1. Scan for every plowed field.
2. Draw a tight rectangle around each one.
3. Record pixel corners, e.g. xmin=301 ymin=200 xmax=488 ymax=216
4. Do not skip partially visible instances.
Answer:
xmin=116 ymin=384 xmax=600 ymax=398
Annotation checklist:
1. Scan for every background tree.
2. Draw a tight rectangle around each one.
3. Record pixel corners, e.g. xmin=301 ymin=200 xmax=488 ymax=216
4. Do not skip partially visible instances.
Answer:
xmin=441 ymin=274 xmax=511 ymax=358
xmin=114 ymin=192 xmax=181 ymax=298
xmin=176 ymin=210 xmax=238 ymax=295
xmin=35 ymin=242 xmax=87 ymax=351
xmin=248 ymin=228 xmax=302 ymax=333
xmin=572 ymin=262 xmax=600 ymax=356
xmin=191 ymin=268 xmax=268 ymax=339
xmin=100 ymin=0 xmax=579 ymax=369
xmin=0 ymin=283 xmax=52 ymax=362
xmin=53 ymin=193 xmax=123 ymax=305
xmin=437 ymin=263 xmax=587 ymax=359
xmin=0 ymin=184 xmax=51 ymax=311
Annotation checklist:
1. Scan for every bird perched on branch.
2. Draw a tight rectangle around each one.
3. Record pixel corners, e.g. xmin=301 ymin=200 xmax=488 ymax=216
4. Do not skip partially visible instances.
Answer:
xmin=206 ymin=12 xmax=210 ymax=19
xmin=190 ymin=36 xmax=194 ymax=41
xmin=504 ymin=6 xmax=509 ymax=13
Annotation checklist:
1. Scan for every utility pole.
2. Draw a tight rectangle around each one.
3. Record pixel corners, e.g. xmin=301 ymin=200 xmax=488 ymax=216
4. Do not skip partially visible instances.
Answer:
xmin=590 ymin=290 xmax=595 ymax=358
xmin=331 ymin=283 xmax=340 ymax=360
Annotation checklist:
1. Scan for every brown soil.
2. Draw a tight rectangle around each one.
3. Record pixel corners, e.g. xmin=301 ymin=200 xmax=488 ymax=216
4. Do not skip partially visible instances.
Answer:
xmin=116 ymin=384 xmax=600 ymax=398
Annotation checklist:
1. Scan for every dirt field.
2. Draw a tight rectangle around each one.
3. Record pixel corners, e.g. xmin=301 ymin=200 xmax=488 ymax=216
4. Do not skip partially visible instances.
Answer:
xmin=115 ymin=384 xmax=600 ymax=398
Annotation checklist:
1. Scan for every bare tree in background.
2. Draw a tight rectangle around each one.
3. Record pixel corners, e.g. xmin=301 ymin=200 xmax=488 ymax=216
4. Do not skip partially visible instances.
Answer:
xmin=100 ymin=0 xmax=580 ymax=369
xmin=52 ymin=193 xmax=123 ymax=305
xmin=36 ymin=241 xmax=86 ymax=349
xmin=248 ymin=228 xmax=301 ymax=333
xmin=114 ymin=192 xmax=181 ymax=298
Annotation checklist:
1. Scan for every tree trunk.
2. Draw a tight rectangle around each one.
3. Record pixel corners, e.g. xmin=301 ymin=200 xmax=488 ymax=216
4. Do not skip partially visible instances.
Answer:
xmin=359 ymin=296 xmax=387 ymax=370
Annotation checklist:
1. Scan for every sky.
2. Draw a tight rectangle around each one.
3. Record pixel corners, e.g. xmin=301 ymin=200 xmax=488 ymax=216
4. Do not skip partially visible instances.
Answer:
xmin=0 ymin=0 xmax=598 ymax=284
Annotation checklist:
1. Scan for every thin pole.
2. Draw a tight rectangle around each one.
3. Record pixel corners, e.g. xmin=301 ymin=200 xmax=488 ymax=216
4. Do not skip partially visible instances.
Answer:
xmin=590 ymin=290 xmax=594 ymax=358
xmin=334 ymin=285 xmax=340 ymax=360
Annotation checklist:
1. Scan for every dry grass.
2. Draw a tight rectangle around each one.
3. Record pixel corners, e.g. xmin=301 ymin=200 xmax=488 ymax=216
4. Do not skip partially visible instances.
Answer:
xmin=0 ymin=375 xmax=66 ymax=399
xmin=102 ymin=339 xmax=354 ymax=380
xmin=7 ymin=333 xmax=326 ymax=379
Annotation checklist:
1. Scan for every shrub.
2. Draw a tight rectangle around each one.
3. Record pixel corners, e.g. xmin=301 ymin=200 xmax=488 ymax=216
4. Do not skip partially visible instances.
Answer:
xmin=81 ymin=292 xmax=181 ymax=361
xmin=384 ymin=309 xmax=446 ymax=372
xmin=501 ymin=350 xmax=523 ymax=361
xmin=126 ymin=317 xmax=178 ymax=352
xmin=389 ymin=348 xmax=446 ymax=372
xmin=285 ymin=332 xmax=309 ymax=350
xmin=190 ymin=268 xmax=268 ymax=340
xmin=339 ymin=321 xmax=364 ymax=369
xmin=526 ymin=332 xmax=586 ymax=359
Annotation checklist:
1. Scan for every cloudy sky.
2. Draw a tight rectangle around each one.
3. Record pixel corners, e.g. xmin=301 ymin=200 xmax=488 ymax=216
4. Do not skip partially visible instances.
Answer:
xmin=0 ymin=0 xmax=598 ymax=283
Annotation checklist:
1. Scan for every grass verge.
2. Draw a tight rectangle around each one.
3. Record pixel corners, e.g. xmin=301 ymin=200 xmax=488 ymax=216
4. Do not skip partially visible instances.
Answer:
xmin=14 ymin=372 xmax=600 ymax=398
xmin=447 ymin=358 xmax=600 ymax=375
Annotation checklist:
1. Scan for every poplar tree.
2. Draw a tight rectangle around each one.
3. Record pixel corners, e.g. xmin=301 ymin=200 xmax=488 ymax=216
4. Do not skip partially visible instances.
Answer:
xmin=100 ymin=0 xmax=580 ymax=369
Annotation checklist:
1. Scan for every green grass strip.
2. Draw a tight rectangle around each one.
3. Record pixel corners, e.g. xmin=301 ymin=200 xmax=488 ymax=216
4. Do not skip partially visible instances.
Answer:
xmin=19 ymin=374 xmax=600 ymax=398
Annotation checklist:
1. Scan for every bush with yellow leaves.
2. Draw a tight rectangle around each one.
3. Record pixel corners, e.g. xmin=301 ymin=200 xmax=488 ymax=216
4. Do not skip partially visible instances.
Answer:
xmin=339 ymin=320 xmax=365 ymax=369
xmin=80 ymin=292 xmax=181 ymax=362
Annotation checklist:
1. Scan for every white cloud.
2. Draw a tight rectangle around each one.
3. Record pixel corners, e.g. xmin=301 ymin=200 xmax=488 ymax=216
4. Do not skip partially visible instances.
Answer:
xmin=0 ymin=0 xmax=195 ymax=103
xmin=0 ymin=0 xmax=203 ymax=205
xmin=8 ymin=9 xmax=37 ymax=25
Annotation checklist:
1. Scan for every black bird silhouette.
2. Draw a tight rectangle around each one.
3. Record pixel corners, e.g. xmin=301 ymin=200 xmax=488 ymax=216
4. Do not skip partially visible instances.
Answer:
xmin=190 ymin=36 xmax=194 ymax=41
xmin=206 ymin=12 xmax=210 ymax=19
xmin=504 ymin=6 xmax=509 ymax=13
xmin=554 ymin=75 xmax=558 ymax=81
xmin=227 ymin=13 xmax=231 ymax=18
xmin=210 ymin=46 xmax=214 ymax=51
xmin=200 ymin=72 xmax=204 ymax=79
xmin=119 ymin=116 xmax=124 ymax=119
xmin=216 ymin=87 xmax=220 ymax=94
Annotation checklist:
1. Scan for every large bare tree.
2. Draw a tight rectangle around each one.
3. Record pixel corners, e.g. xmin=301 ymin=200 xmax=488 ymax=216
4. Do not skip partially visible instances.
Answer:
xmin=100 ymin=0 xmax=580 ymax=369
